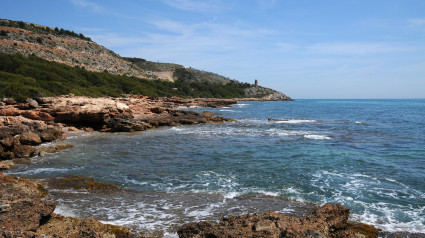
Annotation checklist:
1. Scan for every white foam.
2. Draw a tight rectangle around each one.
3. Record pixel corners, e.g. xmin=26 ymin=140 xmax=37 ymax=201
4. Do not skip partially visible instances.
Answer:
xmin=304 ymin=134 xmax=332 ymax=140
xmin=9 ymin=167 xmax=79 ymax=175
xmin=219 ymin=109 xmax=235 ymax=112
xmin=54 ymin=204 xmax=78 ymax=217
xmin=275 ymin=119 xmax=318 ymax=124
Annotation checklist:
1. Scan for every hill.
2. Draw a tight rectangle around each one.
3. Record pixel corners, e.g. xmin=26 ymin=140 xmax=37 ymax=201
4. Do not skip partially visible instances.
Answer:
xmin=0 ymin=18 xmax=292 ymax=101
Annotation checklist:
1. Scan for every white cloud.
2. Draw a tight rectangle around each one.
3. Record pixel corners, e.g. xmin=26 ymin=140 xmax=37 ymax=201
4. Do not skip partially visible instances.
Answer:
xmin=257 ymin=0 xmax=276 ymax=9
xmin=161 ymin=0 xmax=228 ymax=13
xmin=71 ymin=0 xmax=103 ymax=13
xmin=407 ymin=18 xmax=425 ymax=33
xmin=305 ymin=42 xmax=407 ymax=55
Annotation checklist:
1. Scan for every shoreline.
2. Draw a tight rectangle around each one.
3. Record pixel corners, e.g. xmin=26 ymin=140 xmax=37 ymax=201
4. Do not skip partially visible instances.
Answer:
xmin=1 ymin=96 xmax=424 ymax=237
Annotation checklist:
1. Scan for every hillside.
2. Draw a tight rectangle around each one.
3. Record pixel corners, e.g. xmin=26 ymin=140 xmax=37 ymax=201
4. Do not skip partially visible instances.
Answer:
xmin=0 ymin=18 xmax=292 ymax=101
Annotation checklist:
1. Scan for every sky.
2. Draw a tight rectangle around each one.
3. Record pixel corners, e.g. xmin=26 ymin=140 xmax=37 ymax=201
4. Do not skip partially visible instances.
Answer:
xmin=2 ymin=0 xmax=425 ymax=99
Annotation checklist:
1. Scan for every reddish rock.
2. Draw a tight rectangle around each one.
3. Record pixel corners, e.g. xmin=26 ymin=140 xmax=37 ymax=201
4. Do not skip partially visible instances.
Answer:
xmin=0 ymin=173 xmax=55 ymax=234
xmin=20 ymin=110 xmax=54 ymax=121
xmin=178 ymin=204 xmax=369 ymax=238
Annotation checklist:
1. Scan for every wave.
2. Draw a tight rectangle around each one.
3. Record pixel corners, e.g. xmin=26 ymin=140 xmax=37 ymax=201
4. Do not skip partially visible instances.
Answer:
xmin=6 ymin=167 xmax=81 ymax=175
xmin=273 ymin=119 xmax=318 ymax=124
xmin=304 ymin=134 xmax=332 ymax=140
xmin=311 ymin=170 xmax=425 ymax=233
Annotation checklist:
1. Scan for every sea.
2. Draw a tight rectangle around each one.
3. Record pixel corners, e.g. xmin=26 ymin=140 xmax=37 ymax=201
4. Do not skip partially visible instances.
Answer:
xmin=6 ymin=99 xmax=425 ymax=237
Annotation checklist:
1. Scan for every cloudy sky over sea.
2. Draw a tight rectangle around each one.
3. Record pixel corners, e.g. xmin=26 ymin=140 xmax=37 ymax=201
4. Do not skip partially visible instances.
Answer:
xmin=3 ymin=0 xmax=425 ymax=98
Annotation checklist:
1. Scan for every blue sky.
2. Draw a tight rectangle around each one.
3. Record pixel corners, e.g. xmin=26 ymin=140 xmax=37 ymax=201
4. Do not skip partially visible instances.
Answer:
xmin=2 ymin=0 xmax=425 ymax=98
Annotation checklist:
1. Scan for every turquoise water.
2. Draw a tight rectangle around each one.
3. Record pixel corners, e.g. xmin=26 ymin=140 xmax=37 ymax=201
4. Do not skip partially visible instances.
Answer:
xmin=8 ymin=99 xmax=425 ymax=235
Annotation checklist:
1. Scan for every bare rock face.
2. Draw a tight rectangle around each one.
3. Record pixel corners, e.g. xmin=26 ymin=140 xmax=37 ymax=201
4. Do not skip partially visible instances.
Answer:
xmin=178 ymin=204 xmax=373 ymax=238
xmin=0 ymin=173 xmax=55 ymax=235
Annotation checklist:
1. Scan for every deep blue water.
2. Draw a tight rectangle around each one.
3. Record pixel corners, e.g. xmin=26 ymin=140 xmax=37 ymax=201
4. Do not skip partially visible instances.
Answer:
xmin=7 ymin=99 xmax=425 ymax=235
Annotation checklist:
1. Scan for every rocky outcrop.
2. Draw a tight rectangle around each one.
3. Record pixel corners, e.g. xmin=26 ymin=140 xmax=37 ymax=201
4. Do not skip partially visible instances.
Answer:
xmin=0 ymin=95 xmax=234 ymax=161
xmin=178 ymin=204 xmax=379 ymax=238
xmin=0 ymin=115 xmax=63 ymax=160
xmin=0 ymin=173 xmax=136 ymax=237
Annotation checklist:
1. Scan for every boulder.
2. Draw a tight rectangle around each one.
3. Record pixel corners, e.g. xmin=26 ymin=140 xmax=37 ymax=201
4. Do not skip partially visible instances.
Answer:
xmin=0 ymin=160 xmax=15 ymax=170
xmin=12 ymin=144 xmax=36 ymax=158
xmin=37 ymin=127 xmax=63 ymax=142
xmin=26 ymin=98 xmax=39 ymax=108
xmin=20 ymin=131 xmax=42 ymax=145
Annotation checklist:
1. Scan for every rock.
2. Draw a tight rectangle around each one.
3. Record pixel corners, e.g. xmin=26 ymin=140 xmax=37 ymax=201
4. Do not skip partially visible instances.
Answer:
xmin=178 ymin=204 xmax=370 ymax=238
xmin=0 ymin=135 xmax=14 ymax=148
xmin=20 ymin=110 xmax=55 ymax=121
xmin=0 ymin=160 xmax=15 ymax=170
xmin=12 ymin=144 xmax=36 ymax=158
xmin=26 ymin=98 xmax=39 ymax=108
xmin=35 ymin=214 xmax=134 ymax=238
xmin=0 ymin=173 xmax=56 ymax=234
xmin=20 ymin=131 xmax=42 ymax=145
xmin=37 ymin=127 xmax=63 ymax=142
xmin=3 ymin=98 xmax=17 ymax=105
xmin=0 ymin=151 xmax=15 ymax=160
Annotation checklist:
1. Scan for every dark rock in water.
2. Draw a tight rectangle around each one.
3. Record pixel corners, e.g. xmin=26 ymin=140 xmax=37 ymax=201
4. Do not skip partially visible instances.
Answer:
xmin=178 ymin=204 xmax=373 ymax=238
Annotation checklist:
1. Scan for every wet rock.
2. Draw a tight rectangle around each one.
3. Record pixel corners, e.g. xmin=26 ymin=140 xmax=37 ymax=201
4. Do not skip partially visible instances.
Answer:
xmin=0 ymin=160 xmax=15 ymax=170
xmin=12 ymin=144 xmax=36 ymax=158
xmin=178 ymin=204 xmax=370 ymax=238
xmin=35 ymin=214 xmax=135 ymax=238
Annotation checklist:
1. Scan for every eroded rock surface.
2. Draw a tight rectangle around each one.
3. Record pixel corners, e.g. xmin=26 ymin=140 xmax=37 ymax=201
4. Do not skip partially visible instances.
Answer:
xmin=178 ymin=204 xmax=379 ymax=238
xmin=0 ymin=173 xmax=137 ymax=237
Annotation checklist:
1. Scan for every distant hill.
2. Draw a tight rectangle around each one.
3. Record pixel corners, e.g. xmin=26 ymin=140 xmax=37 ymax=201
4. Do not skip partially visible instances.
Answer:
xmin=0 ymin=18 xmax=292 ymax=101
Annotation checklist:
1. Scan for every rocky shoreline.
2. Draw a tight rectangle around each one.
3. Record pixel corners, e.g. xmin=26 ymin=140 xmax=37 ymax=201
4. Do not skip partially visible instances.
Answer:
xmin=0 ymin=95 xmax=422 ymax=237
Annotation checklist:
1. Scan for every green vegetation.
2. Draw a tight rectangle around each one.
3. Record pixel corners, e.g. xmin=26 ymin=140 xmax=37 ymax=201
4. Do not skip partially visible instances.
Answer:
xmin=125 ymin=57 xmax=182 ymax=72
xmin=0 ymin=18 xmax=92 ymax=41
xmin=0 ymin=53 xmax=250 ymax=101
